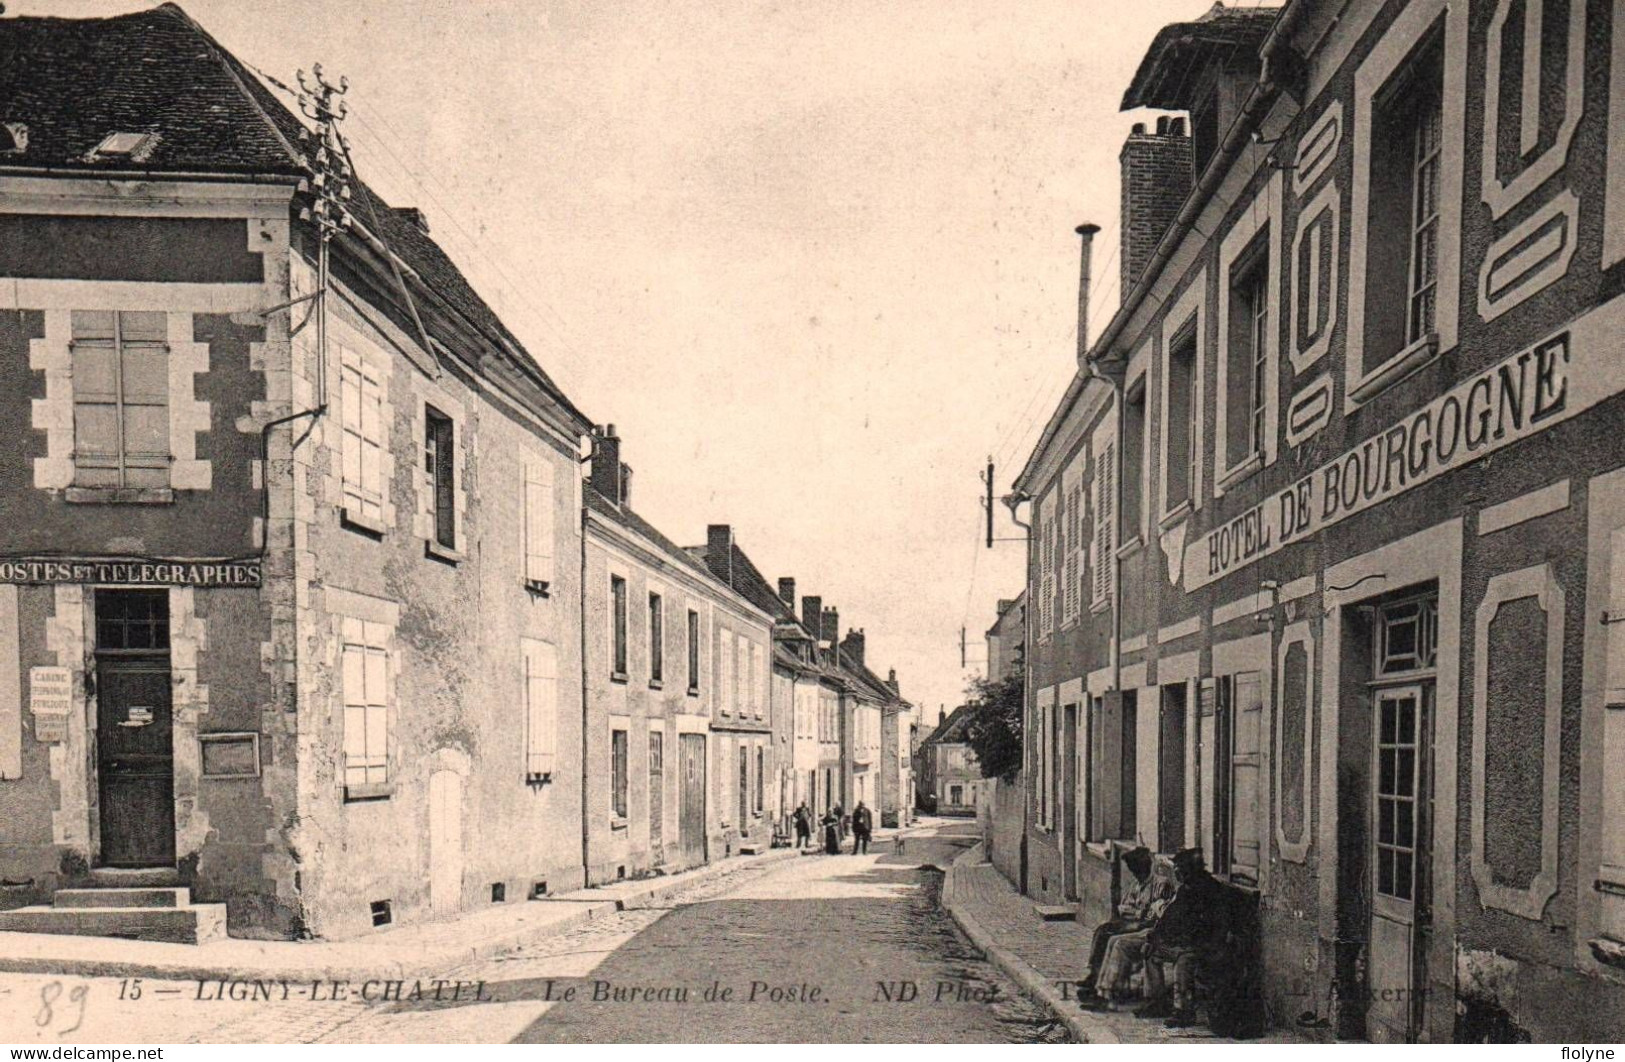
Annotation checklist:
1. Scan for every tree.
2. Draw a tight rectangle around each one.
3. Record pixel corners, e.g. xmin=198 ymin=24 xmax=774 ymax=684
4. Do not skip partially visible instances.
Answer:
xmin=963 ymin=667 xmax=1024 ymax=783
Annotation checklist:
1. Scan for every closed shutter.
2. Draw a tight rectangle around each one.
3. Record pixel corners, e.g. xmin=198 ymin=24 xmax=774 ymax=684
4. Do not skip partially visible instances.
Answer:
xmin=1094 ymin=444 xmax=1115 ymax=605
xmin=341 ymin=618 xmax=389 ymax=787
xmin=1229 ymin=671 xmax=1262 ymax=883
xmin=523 ymin=639 xmax=558 ymax=778
xmin=523 ymin=458 xmax=554 ymax=586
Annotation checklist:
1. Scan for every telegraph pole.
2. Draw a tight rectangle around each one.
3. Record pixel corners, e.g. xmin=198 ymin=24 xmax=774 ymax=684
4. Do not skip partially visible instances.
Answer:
xmin=296 ymin=63 xmax=352 ymax=406
xmin=981 ymin=456 xmax=995 ymax=548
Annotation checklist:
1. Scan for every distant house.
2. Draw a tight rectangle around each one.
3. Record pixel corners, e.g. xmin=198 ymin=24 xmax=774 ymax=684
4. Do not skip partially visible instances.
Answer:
xmin=915 ymin=705 xmax=981 ymax=816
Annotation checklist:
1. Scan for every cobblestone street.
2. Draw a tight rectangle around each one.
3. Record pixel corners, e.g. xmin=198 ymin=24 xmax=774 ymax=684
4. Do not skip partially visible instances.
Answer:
xmin=0 ymin=823 xmax=1067 ymax=1044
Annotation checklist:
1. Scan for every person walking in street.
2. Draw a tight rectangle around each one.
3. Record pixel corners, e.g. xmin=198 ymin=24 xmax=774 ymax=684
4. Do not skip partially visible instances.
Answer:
xmin=832 ymin=802 xmax=846 ymax=843
xmin=851 ymin=801 xmax=874 ymax=854
xmin=820 ymin=809 xmax=841 ymax=855
xmin=793 ymin=802 xmax=812 ymax=848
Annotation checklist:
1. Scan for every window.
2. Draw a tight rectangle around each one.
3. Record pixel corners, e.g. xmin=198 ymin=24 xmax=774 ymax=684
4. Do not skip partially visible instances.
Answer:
xmin=1377 ymin=596 xmax=1438 ymax=675
xmin=734 ymin=633 xmax=746 ymax=715
xmin=1037 ymin=698 xmax=1051 ymax=828
xmin=750 ymin=642 xmax=762 ymax=719
xmin=1361 ymin=31 xmax=1446 ymax=379
xmin=1038 ymin=494 xmax=1056 ymax=638
xmin=648 ymin=592 xmax=664 ymax=685
xmin=1087 ymin=691 xmax=1137 ymax=842
xmin=755 ymin=745 xmax=764 ymax=813
xmin=1120 ymin=380 xmax=1146 ymax=544
xmin=610 ymin=576 xmax=628 ymax=679
xmin=1375 ymin=687 xmax=1421 ymax=901
xmin=522 ymin=638 xmax=557 ymax=780
xmin=95 ymin=589 xmax=169 ymax=651
xmin=738 ymin=745 xmax=750 ymax=826
xmin=1092 ymin=443 xmax=1115 ymax=606
xmin=687 ymin=610 xmax=700 ymax=694
xmin=342 ymin=617 xmax=390 ymax=795
xmin=523 ymin=458 xmax=554 ymax=591
xmin=611 ymin=728 xmax=628 ymax=820
xmin=719 ymin=628 xmax=734 ymax=713
xmin=1165 ymin=328 xmax=1197 ymax=510
xmin=70 ymin=310 xmax=169 ymax=489
xmin=1225 ymin=240 xmax=1270 ymax=468
xmin=424 ymin=406 xmax=455 ymax=549
xmin=340 ymin=350 xmax=387 ymax=526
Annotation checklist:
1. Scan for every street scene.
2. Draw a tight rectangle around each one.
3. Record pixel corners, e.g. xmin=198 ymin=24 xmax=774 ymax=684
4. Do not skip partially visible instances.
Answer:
xmin=3 ymin=0 xmax=1625 ymax=1050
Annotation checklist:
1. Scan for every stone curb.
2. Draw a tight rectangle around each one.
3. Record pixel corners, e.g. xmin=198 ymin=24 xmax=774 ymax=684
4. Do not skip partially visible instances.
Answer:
xmin=939 ymin=841 xmax=1120 ymax=1045
xmin=0 ymin=847 xmax=805 ymax=984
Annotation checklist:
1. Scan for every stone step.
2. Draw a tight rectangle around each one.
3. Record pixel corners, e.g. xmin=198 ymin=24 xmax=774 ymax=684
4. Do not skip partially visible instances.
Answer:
xmin=88 ymin=867 xmax=180 ymax=888
xmin=53 ymin=887 xmax=190 ymax=909
xmin=0 ymin=903 xmax=225 ymax=944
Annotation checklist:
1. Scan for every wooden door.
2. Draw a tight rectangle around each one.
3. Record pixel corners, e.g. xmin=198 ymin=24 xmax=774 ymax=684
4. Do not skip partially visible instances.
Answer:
xmin=429 ymin=769 xmax=464 ymax=919
xmin=679 ymin=733 xmax=706 ymax=865
xmin=1368 ymin=684 xmax=1430 ymax=1043
xmin=648 ymin=732 xmax=664 ymax=858
xmin=96 ymin=660 xmax=175 ymax=867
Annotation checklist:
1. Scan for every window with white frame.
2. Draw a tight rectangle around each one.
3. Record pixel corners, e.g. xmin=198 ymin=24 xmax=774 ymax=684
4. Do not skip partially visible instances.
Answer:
xmin=340 ymin=348 xmax=387 ymax=526
xmin=341 ymin=617 xmax=390 ymax=794
xmin=70 ymin=310 xmax=170 ymax=488
xmin=424 ymin=405 xmax=455 ymax=549
xmin=522 ymin=638 xmax=557 ymax=780
xmin=523 ymin=457 xmax=554 ymax=591
xmin=1225 ymin=236 xmax=1271 ymax=470
xmin=611 ymin=726 xmax=629 ymax=820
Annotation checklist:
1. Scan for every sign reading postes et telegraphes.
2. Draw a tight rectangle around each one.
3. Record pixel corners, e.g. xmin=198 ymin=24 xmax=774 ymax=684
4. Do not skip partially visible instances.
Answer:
xmin=1183 ymin=297 xmax=1625 ymax=592
xmin=0 ymin=559 xmax=261 ymax=588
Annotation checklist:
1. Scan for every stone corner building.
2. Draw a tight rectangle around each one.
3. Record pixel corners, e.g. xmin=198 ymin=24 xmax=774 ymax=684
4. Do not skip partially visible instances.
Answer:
xmin=0 ymin=4 xmax=592 ymax=940
xmin=1012 ymin=0 xmax=1625 ymax=1043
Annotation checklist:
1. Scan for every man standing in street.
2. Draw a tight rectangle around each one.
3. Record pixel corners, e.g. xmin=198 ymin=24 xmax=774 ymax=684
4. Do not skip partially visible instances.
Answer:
xmin=794 ymin=802 xmax=812 ymax=848
xmin=851 ymin=801 xmax=874 ymax=854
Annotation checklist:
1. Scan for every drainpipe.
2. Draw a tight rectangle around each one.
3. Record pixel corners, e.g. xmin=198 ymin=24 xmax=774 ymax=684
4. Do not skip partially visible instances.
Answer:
xmin=1002 ymin=490 xmax=1033 ymax=894
xmin=579 ymin=461 xmax=592 ymax=887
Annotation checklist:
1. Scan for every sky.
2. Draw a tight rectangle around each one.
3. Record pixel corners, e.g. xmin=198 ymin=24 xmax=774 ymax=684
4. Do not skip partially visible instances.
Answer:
xmin=19 ymin=0 xmax=1208 ymax=725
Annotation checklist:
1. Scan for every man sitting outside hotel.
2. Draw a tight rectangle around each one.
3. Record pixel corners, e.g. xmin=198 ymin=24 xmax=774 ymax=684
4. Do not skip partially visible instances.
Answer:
xmin=1136 ymin=848 xmax=1231 ymax=1028
xmin=1076 ymin=847 xmax=1165 ymax=1006
xmin=1086 ymin=856 xmax=1179 ymax=1005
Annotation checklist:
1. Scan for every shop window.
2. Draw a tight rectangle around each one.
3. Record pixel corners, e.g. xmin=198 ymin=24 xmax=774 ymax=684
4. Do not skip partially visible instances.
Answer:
xmin=70 ymin=310 xmax=170 ymax=489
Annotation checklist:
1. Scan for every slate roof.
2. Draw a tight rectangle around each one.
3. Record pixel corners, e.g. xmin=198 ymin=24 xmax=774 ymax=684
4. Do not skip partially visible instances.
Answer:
xmin=0 ymin=3 xmax=588 ymax=429
xmin=684 ymin=541 xmax=800 ymax=627
xmin=584 ymin=486 xmax=734 ymax=591
xmin=920 ymin=704 xmax=975 ymax=748
xmin=1120 ymin=2 xmax=1281 ymax=111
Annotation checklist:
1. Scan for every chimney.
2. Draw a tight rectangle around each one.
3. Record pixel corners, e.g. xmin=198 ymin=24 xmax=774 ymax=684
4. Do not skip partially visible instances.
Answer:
xmin=589 ymin=425 xmax=625 ymax=505
xmin=822 ymin=608 xmax=841 ymax=664
xmin=777 ymin=577 xmax=796 ymax=607
xmin=842 ymin=628 xmax=866 ymax=667
xmin=886 ymin=668 xmax=899 ymax=696
xmin=802 ymin=596 xmax=823 ymax=639
xmin=705 ymin=525 xmax=734 ymax=585
xmin=1075 ymin=223 xmax=1100 ymax=365
xmin=1119 ymin=116 xmax=1193 ymax=297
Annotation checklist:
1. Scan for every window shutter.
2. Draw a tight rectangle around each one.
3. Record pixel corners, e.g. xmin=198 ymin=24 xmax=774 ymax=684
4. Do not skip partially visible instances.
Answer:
xmin=524 ymin=459 xmax=554 ymax=585
xmin=1094 ymin=444 xmax=1115 ymax=605
xmin=524 ymin=640 xmax=558 ymax=778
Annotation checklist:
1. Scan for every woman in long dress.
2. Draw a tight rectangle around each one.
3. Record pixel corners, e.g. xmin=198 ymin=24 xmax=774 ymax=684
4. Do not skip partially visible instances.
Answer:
xmin=821 ymin=811 xmax=840 ymax=854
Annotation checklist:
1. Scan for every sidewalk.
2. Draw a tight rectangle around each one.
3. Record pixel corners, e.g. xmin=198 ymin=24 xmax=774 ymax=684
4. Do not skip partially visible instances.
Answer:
xmin=940 ymin=841 xmax=1308 ymax=1044
xmin=0 ymin=846 xmax=803 ymax=983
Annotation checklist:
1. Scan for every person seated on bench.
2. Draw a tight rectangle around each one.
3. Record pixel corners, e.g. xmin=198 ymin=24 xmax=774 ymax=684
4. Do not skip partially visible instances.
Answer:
xmin=1086 ymin=857 xmax=1178 ymax=1005
xmin=1136 ymin=847 xmax=1231 ymax=1028
xmin=1075 ymin=847 xmax=1170 ymax=1005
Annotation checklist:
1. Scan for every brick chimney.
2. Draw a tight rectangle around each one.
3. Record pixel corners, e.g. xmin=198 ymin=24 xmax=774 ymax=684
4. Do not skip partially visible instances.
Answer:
xmin=822 ymin=608 xmax=841 ymax=664
xmin=1119 ymin=115 xmax=1193 ymax=297
xmin=589 ymin=425 xmax=627 ymax=506
xmin=886 ymin=668 xmax=899 ymax=695
xmin=802 ymin=596 xmax=823 ymax=638
xmin=778 ymin=578 xmax=796 ymax=607
xmin=705 ymin=525 xmax=734 ymax=585
xmin=842 ymin=628 xmax=866 ymax=668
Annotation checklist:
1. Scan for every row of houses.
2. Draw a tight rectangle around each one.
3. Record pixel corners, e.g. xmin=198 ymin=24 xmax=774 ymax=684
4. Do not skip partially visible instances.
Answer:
xmin=0 ymin=3 xmax=911 ymax=942
xmin=999 ymin=0 xmax=1625 ymax=1043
